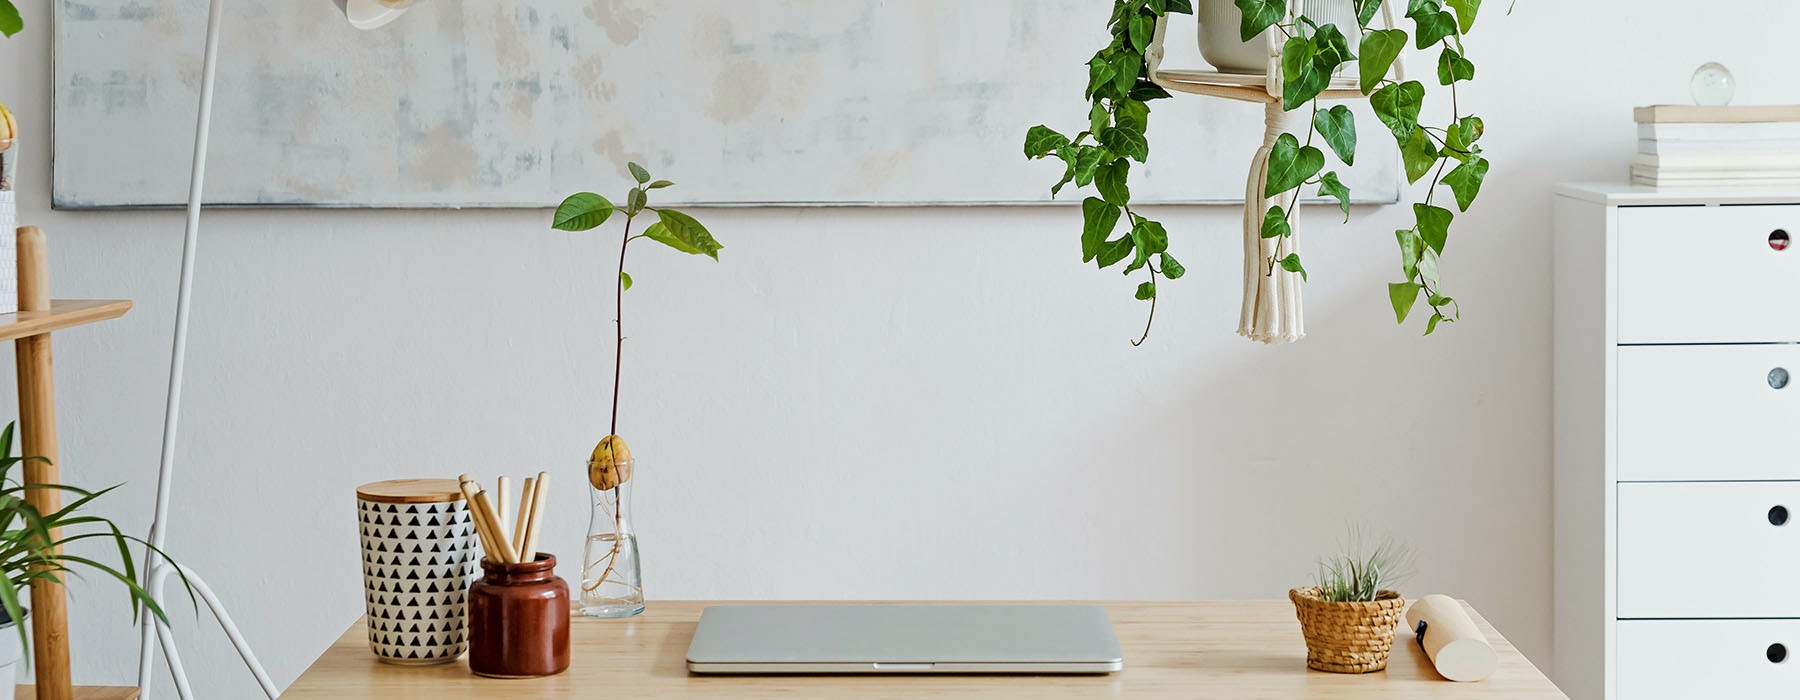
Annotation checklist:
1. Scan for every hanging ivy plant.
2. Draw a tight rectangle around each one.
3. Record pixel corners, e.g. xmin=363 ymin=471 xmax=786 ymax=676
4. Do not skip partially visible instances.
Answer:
xmin=1023 ymin=0 xmax=1194 ymax=346
xmin=1247 ymin=0 xmax=1489 ymax=336
xmin=1025 ymin=0 xmax=1493 ymax=342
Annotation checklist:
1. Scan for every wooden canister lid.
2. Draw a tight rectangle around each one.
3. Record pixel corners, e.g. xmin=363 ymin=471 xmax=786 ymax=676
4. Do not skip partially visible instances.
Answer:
xmin=356 ymin=478 xmax=464 ymax=504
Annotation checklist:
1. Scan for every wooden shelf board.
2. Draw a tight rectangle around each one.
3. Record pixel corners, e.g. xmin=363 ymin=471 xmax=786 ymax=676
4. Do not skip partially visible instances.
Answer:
xmin=14 ymin=686 xmax=139 ymax=700
xmin=1152 ymin=68 xmax=1365 ymax=103
xmin=0 ymin=300 xmax=132 ymax=342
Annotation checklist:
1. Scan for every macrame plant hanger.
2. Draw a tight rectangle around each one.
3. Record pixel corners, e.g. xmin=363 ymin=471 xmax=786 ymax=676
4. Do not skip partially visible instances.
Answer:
xmin=1143 ymin=1 xmax=1405 ymax=344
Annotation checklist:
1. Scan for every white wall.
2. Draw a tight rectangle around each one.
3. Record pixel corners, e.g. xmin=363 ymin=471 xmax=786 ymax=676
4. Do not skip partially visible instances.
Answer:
xmin=0 ymin=1 xmax=1795 ymax=696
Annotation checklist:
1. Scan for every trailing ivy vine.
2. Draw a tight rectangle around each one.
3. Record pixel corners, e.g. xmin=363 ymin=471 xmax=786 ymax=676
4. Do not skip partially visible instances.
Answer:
xmin=1023 ymin=0 xmax=1194 ymax=346
xmin=1025 ymin=0 xmax=1492 ymax=341
xmin=1245 ymin=0 xmax=1489 ymax=335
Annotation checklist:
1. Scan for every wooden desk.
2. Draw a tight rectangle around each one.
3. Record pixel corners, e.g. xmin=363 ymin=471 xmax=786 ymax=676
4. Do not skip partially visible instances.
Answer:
xmin=284 ymin=601 xmax=1567 ymax=699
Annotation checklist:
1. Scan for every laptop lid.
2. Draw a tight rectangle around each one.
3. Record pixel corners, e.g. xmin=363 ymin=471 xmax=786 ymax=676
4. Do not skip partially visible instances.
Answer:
xmin=685 ymin=604 xmax=1124 ymax=674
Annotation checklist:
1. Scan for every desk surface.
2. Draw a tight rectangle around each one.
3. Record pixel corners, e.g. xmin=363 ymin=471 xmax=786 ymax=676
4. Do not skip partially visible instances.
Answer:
xmin=284 ymin=601 xmax=1567 ymax=699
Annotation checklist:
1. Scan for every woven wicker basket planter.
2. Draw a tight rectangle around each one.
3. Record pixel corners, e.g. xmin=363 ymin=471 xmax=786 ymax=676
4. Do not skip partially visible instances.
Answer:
xmin=1289 ymin=586 xmax=1406 ymax=673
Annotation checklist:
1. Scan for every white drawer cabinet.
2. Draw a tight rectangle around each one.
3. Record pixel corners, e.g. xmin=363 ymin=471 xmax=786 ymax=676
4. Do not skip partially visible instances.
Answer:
xmin=1617 ymin=621 xmax=1800 ymax=699
xmin=1554 ymin=184 xmax=1800 ymax=700
xmin=1617 ymin=345 xmax=1800 ymax=482
xmin=1617 ymin=205 xmax=1800 ymax=343
xmin=1617 ymin=482 xmax=1800 ymax=618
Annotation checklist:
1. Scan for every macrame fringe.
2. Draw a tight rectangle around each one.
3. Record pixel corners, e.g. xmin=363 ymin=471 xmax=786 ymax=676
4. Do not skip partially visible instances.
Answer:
xmin=1238 ymin=99 xmax=1306 ymax=345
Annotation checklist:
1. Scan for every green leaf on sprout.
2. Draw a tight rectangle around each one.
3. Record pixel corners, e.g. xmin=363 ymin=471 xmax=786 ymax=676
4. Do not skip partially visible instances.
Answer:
xmin=620 ymin=272 xmax=633 ymax=291
xmin=647 ymin=208 xmax=723 ymax=259
xmin=627 ymin=162 xmax=651 ymax=183
xmin=551 ymin=192 xmax=615 ymax=231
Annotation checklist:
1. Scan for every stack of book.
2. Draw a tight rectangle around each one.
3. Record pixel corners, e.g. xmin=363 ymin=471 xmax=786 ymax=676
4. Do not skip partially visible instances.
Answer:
xmin=1633 ymin=105 xmax=1800 ymax=187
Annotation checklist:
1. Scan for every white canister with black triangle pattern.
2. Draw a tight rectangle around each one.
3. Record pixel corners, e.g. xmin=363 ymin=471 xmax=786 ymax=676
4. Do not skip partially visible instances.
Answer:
xmin=356 ymin=479 xmax=483 ymax=665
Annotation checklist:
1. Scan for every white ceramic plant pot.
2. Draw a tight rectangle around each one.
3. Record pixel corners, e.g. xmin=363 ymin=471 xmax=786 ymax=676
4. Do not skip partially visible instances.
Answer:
xmin=0 ymin=609 xmax=30 ymax=690
xmin=1196 ymin=0 xmax=1361 ymax=75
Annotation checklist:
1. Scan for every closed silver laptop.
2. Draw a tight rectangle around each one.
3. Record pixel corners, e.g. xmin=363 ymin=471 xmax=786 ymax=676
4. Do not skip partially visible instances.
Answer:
xmin=685 ymin=604 xmax=1124 ymax=674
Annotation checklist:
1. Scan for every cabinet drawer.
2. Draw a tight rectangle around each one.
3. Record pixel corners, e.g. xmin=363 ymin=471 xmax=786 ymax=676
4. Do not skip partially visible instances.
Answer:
xmin=1618 ymin=345 xmax=1800 ymax=481
xmin=1618 ymin=620 xmax=1800 ymax=699
xmin=1618 ymin=482 xmax=1800 ymax=618
xmin=1618 ymin=205 xmax=1800 ymax=344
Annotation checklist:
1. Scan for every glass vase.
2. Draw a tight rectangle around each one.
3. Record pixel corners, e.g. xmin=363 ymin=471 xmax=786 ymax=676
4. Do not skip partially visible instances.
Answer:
xmin=581 ymin=460 xmax=643 ymax=617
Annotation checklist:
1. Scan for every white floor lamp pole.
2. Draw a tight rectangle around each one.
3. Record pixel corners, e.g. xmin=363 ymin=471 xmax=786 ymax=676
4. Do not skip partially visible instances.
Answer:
xmin=133 ymin=0 xmax=279 ymax=696
xmin=131 ymin=1 xmax=416 ymax=696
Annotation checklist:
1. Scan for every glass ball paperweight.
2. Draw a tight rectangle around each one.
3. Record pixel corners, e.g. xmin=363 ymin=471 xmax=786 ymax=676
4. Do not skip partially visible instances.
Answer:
xmin=1690 ymin=62 xmax=1735 ymax=106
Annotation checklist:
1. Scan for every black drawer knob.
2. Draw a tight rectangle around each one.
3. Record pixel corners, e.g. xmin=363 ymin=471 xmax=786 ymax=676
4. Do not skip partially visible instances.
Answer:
xmin=1773 ymin=368 xmax=1791 ymax=389
xmin=1770 ymin=643 xmax=1788 ymax=663
xmin=1771 ymin=506 xmax=1790 ymax=526
xmin=1773 ymin=229 xmax=1792 ymax=251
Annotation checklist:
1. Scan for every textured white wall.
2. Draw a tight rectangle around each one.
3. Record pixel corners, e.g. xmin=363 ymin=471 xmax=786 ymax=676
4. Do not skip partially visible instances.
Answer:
xmin=0 ymin=1 xmax=1794 ymax=696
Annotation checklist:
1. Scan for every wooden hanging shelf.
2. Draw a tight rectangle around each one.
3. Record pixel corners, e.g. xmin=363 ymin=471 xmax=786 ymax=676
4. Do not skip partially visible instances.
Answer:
xmin=1150 ymin=68 xmax=1365 ymax=103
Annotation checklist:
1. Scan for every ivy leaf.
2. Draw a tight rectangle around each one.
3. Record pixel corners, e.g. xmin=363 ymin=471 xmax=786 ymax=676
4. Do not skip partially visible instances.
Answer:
xmin=1410 ymin=8 xmax=1458 ymax=47
xmin=1311 ymin=24 xmax=1354 ymax=68
xmin=1355 ymin=0 xmax=1383 ymax=27
xmin=1388 ymin=282 xmax=1420 ymax=322
xmin=1135 ymin=281 xmax=1157 ymax=300
xmin=1281 ymin=36 xmax=1328 ymax=111
xmin=1396 ymin=228 xmax=1423 ymax=279
xmin=1358 ymin=29 xmax=1406 ymax=94
xmin=1089 ymin=103 xmax=1110 ymax=135
xmin=1111 ymin=50 xmax=1143 ymax=95
xmin=1116 ymin=99 xmax=1151 ymax=133
xmin=1149 ymin=0 xmax=1168 ymax=12
xmin=1418 ymin=248 xmax=1441 ymax=284
xmin=1414 ymin=203 xmax=1453 ymax=255
xmin=1425 ymin=312 xmax=1444 ymax=335
xmin=1400 ymin=128 xmax=1438 ymax=183
xmin=627 ymin=162 xmax=651 ymax=184
xmin=1095 ymin=159 xmax=1131 ymax=205
xmin=1278 ymin=253 xmax=1308 ymax=281
xmin=1087 ymin=56 xmax=1118 ymax=99
xmin=1442 ymin=156 xmax=1490 ymax=211
xmin=1160 ymin=253 xmax=1186 ymax=280
xmin=1128 ymin=14 xmax=1155 ymax=51
xmin=1074 ymin=147 xmax=1109 ymax=185
xmin=1371 ymin=80 xmax=1425 ymax=140
xmin=1448 ymin=115 xmax=1485 ymax=153
xmin=1166 ymin=0 xmax=1195 ymax=13
xmin=1234 ymin=0 xmax=1285 ymax=41
xmin=1317 ymin=171 xmax=1352 ymax=222
xmin=551 ymin=192 xmax=615 ymax=231
xmin=1024 ymin=125 xmax=1069 ymax=158
xmin=1100 ymin=127 xmax=1149 ymax=163
xmin=1081 ymin=198 xmax=1123 ymax=263
xmin=1264 ymin=134 xmax=1324 ymax=197
xmin=0 ymin=1 xmax=20 ymax=38
xmin=1437 ymin=47 xmax=1475 ymax=85
xmin=648 ymin=208 xmax=723 ymax=259
xmin=1096 ymin=235 xmax=1135 ymax=269
xmin=1313 ymin=105 xmax=1357 ymax=166
xmin=1132 ymin=219 xmax=1169 ymax=255
xmin=1260 ymin=206 xmax=1291 ymax=239
xmin=620 ymin=272 xmax=633 ymax=291
xmin=1129 ymin=81 xmax=1173 ymax=101
xmin=1446 ymin=0 xmax=1480 ymax=33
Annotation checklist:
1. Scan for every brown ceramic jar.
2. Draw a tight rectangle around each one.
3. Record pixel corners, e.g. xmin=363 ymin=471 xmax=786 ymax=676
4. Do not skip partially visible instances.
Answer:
xmin=468 ymin=553 xmax=571 ymax=678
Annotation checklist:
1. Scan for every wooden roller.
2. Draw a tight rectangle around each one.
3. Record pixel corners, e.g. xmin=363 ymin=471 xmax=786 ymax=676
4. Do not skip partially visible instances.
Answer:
xmin=1404 ymin=594 xmax=1498 ymax=682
